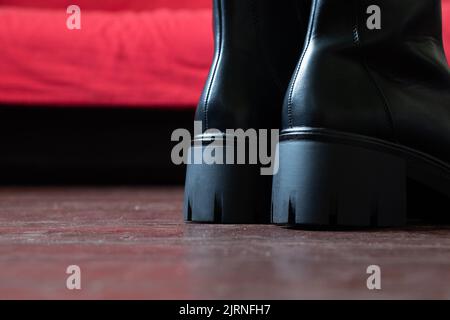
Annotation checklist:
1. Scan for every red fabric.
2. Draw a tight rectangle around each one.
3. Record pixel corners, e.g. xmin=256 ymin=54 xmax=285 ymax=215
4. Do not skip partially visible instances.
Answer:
xmin=0 ymin=0 xmax=211 ymax=11
xmin=0 ymin=1 xmax=449 ymax=108
xmin=0 ymin=7 xmax=213 ymax=107
xmin=444 ymin=0 xmax=450 ymax=58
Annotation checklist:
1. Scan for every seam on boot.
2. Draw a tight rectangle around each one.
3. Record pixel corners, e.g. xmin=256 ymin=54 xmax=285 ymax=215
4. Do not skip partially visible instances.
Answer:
xmin=203 ymin=0 xmax=224 ymax=131
xmin=287 ymin=0 xmax=318 ymax=128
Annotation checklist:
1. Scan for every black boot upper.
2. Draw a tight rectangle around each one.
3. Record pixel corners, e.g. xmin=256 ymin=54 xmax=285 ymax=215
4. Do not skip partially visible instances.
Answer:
xmin=284 ymin=0 xmax=450 ymax=162
xmin=196 ymin=0 xmax=311 ymax=133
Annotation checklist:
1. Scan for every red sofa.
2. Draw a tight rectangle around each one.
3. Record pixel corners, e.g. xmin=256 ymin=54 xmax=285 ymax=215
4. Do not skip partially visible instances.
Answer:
xmin=0 ymin=0 xmax=212 ymax=107
xmin=0 ymin=0 xmax=448 ymax=108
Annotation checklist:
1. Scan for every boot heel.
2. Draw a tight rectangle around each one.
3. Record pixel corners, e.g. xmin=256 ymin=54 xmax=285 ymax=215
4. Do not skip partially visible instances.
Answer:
xmin=184 ymin=144 xmax=272 ymax=224
xmin=272 ymin=139 xmax=407 ymax=227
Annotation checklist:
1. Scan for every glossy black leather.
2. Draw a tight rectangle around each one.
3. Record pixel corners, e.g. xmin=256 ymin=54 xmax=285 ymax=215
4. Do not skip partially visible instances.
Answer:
xmin=284 ymin=0 xmax=450 ymax=162
xmin=195 ymin=0 xmax=311 ymax=133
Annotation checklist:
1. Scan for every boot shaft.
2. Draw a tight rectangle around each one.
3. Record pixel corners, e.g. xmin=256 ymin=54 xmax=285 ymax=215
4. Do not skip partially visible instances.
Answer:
xmin=304 ymin=0 xmax=448 ymax=82
xmin=305 ymin=0 xmax=444 ymax=47
xmin=197 ymin=0 xmax=311 ymax=131
xmin=210 ymin=0 xmax=311 ymax=89
xmin=284 ymin=0 xmax=450 ymax=162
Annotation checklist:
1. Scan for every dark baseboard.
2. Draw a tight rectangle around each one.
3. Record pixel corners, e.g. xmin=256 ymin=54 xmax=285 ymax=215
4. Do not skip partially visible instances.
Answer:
xmin=0 ymin=105 xmax=195 ymax=185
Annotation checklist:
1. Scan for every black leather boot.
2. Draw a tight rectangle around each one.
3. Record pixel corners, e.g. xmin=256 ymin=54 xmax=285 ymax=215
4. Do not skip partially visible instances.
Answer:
xmin=184 ymin=0 xmax=311 ymax=223
xmin=272 ymin=0 xmax=450 ymax=227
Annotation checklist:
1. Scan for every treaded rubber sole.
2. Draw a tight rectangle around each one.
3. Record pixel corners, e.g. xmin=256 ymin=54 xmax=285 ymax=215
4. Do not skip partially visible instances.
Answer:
xmin=184 ymin=142 xmax=272 ymax=224
xmin=272 ymin=128 xmax=450 ymax=228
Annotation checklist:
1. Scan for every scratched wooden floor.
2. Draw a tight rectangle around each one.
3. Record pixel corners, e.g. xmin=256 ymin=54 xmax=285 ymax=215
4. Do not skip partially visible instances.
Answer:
xmin=0 ymin=186 xmax=449 ymax=299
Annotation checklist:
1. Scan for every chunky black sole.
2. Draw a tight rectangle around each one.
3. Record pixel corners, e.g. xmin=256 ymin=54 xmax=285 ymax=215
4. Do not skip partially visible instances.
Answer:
xmin=272 ymin=128 xmax=450 ymax=227
xmin=184 ymin=139 xmax=272 ymax=224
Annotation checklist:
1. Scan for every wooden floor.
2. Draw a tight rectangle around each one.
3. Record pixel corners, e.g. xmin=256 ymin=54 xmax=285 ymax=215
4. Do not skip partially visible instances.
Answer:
xmin=0 ymin=187 xmax=449 ymax=299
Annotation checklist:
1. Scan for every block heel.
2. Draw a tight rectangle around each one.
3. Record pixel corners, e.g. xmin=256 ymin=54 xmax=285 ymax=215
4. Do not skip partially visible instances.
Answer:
xmin=184 ymin=143 xmax=272 ymax=224
xmin=272 ymin=137 xmax=408 ymax=227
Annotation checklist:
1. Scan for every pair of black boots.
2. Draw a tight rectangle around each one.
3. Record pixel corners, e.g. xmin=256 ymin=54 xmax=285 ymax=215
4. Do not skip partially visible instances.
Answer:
xmin=184 ymin=0 xmax=450 ymax=227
